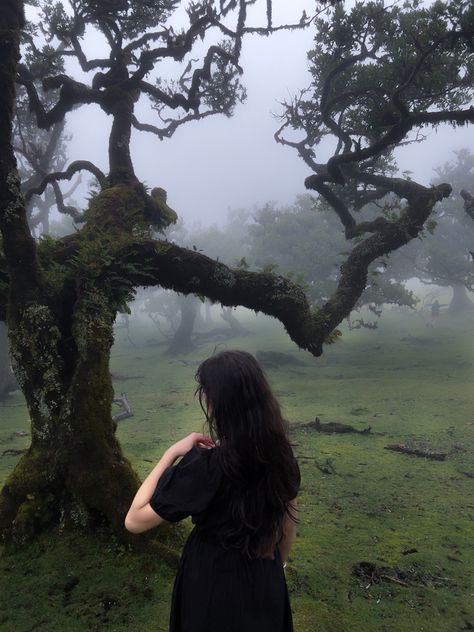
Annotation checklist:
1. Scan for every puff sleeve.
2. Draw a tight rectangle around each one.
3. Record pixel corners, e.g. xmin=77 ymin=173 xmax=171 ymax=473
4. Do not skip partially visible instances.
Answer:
xmin=149 ymin=446 xmax=222 ymax=523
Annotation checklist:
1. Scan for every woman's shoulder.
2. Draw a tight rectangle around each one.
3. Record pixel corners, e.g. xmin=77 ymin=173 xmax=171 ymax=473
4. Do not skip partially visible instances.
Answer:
xmin=178 ymin=446 xmax=222 ymax=479
xmin=150 ymin=446 xmax=222 ymax=522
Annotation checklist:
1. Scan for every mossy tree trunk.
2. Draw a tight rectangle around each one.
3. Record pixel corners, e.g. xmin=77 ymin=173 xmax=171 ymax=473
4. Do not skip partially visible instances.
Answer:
xmin=0 ymin=11 xmax=143 ymax=542
xmin=0 ymin=273 xmax=141 ymax=544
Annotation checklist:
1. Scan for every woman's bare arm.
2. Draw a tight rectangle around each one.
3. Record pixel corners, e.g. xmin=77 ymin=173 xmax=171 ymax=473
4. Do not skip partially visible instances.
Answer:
xmin=125 ymin=432 xmax=214 ymax=534
xmin=278 ymin=499 xmax=298 ymax=564
xmin=124 ymin=447 xmax=178 ymax=533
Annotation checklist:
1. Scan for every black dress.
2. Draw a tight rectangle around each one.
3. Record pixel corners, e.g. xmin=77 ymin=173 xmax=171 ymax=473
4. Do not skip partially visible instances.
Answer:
xmin=150 ymin=446 xmax=297 ymax=632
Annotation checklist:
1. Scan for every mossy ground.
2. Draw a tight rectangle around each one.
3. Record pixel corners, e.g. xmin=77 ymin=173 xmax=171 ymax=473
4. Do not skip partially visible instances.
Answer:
xmin=1 ymin=306 xmax=473 ymax=631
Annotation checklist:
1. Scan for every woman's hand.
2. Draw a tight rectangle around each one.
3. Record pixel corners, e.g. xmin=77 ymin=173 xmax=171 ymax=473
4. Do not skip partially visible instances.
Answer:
xmin=169 ymin=432 xmax=215 ymax=459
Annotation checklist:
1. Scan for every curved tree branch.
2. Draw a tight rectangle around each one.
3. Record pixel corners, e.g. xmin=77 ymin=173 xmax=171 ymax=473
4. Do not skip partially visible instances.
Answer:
xmin=132 ymin=111 xmax=216 ymax=140
xmin=50 ymin=181 xmax=84 ymax=223
xmin=96 ymin=179 xmax=450 ymax=358
xmin=25 ymin=160 xmax=107 ymax=202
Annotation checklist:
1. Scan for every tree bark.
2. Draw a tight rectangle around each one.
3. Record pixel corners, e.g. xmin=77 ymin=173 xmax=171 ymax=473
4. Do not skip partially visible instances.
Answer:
xmin=0 ymin=321 xmax=17 ymax=400
xmin=0 ymin=281 xmax=141 ymax=545
xmin=448 ymin=284 xmax=473 ymax=314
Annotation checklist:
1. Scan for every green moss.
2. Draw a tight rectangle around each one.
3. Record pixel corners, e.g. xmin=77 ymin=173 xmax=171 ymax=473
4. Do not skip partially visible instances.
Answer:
xmin=83 ymin=187 xmax=148 ymax=234
xmin=149 ymin=187 xmax=178 ymax=229
xmin=8 ymin=303 xmax=63 ymax=436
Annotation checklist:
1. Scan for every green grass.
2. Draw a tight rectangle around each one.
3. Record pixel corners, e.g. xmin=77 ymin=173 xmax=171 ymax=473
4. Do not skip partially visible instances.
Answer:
xmin=1 ymin=308 xmax=473 ymax=631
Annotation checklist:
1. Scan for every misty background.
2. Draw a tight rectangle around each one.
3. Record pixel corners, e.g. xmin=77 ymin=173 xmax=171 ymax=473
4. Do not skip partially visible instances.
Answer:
xmin=60 ymin=0 xmax=470 ymax=227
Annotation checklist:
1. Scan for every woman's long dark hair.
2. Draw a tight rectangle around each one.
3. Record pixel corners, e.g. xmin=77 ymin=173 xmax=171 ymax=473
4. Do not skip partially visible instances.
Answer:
xmin=195 ymin=350 xmax=300 ymax=558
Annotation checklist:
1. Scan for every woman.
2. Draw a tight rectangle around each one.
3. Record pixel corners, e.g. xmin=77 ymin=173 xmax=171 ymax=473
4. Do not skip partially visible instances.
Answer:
xmin=125 ymin=350 xmax=300 ymax=632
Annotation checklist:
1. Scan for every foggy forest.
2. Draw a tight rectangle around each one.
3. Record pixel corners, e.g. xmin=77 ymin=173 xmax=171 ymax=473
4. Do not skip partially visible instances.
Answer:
xmin=0 ymin=0 xmax=473 ymax=631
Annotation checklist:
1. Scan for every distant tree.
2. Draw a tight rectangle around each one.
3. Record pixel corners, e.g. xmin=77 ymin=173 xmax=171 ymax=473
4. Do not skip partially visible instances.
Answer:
xmin=275 ymin=0 xmax=473 ymax=336
xmin=460 ymin=188 xmax=474 ymax=266
xmin=392 ymin=151 xmax=474 ymax=313
xmin=142 ymin=289 xmax=201 ymax=354
xmin=180 ymin=208 xmax=252 ymax=265
xmin=14 ymin=109 xmax=79 ymax=234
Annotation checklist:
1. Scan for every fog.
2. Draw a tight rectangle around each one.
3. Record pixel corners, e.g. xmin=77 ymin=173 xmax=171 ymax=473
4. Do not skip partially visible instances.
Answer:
xmin=61 ymin=1 xmax=471 ymax=227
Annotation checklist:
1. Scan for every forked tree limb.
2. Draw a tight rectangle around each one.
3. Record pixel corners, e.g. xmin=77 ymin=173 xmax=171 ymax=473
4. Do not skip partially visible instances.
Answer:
xmin=24 ymin=161 xmax=107 ymax=202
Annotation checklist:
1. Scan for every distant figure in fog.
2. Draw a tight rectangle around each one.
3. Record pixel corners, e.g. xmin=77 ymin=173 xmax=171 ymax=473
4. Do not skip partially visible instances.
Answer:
xmin=427 ymin=299 xmax=446 ymax=327
xmin=125 ymin=350 xmax=300 ymax=632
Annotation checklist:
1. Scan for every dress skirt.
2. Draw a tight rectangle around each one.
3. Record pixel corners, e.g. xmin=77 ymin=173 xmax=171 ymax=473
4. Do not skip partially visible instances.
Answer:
xmin=169 ymin=529 xmax=294 ymax=632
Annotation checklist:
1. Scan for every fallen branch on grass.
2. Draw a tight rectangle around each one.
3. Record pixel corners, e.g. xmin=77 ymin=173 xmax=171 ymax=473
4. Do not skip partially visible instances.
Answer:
xmin=112 ymin=393 xmax=133 ymax=422
xmin=308 ymin=417 xmax=372 ymax=434
xmin=352 ymin=561 xmax=450 ymax=588
xmin=1 ymin=448 xmax=27 ymax=457
xmin=315 ymin=458 xmax=337 ymax=475
xmin=384 ymin=444 xmax=447 ymax=460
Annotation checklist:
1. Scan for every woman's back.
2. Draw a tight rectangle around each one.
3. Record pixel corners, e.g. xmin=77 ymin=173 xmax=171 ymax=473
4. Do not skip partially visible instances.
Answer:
xmin=150 ymin=443 xmax=298 ymax=632
xmin=127 ymin=350 xmax=300 ymax=631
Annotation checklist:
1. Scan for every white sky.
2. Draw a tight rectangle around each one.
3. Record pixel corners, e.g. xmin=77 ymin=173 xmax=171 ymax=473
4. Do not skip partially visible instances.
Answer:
xmin=61 ymin=0 xmax=472 ymax=226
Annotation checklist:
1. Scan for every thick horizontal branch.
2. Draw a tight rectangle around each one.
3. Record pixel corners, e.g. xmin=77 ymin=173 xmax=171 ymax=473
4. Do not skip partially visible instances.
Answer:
xmin=138 ymin=81 xmax=191 ymax=111
xmin=25 ymin=161 xmax=107 ymax=202
xmin=118 ymin=240 xmax=327 ymax=355
xmin=42 ymin=172 xmax=452 ymax=360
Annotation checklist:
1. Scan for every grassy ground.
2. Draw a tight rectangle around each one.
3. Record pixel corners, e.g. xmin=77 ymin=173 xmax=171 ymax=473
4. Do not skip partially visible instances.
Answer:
xmin=1 ymin=307 xmax=473 ymax=631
